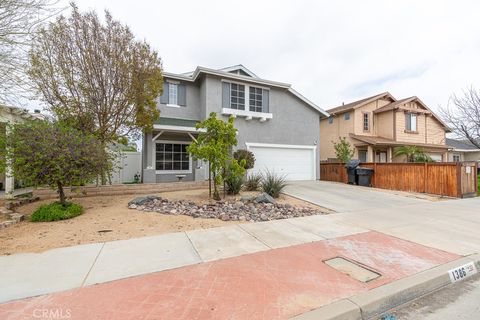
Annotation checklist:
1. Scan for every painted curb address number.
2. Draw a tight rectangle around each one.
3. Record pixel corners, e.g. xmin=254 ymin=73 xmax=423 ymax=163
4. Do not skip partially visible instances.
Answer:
xmin=448 ymin=262 xmax=477 ymax=283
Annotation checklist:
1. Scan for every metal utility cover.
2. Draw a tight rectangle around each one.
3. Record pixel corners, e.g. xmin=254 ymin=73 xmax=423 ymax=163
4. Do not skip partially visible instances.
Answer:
xmin=324 ymin=257 xmax=380 ymax=282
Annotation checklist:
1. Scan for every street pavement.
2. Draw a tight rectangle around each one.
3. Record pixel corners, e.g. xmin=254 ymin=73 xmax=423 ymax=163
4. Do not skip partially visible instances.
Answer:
xmin=391 ymin=273 xmax=480 ymax=320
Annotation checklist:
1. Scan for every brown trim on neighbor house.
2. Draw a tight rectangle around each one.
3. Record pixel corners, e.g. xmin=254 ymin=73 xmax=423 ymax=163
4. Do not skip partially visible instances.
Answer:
xmin=404 ymin=129 xmax=419 ymax=134
xmin=393 ymin=110 xmax=397 ymax=140
xmin=425 ymin=115 xmax=428 ymax=143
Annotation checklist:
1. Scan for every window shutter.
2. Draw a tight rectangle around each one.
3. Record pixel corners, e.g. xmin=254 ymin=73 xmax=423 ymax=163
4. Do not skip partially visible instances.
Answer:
xmin=178 ymin=84 xmax=186 ymax=106
xmin=262 ymin=90 xmax=269 ymax=113
xmin=222 ymin=82 xmax=230 ymax=109
xmin=405 ymin=113 xmax=411 ymax=131
xmin=160 ymin=82 xmax=169 ymax=104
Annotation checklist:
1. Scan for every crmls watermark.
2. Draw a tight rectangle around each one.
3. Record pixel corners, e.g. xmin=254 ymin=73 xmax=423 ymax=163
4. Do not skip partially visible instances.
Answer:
xmin=32 ymin=308 xmax=72 ymax=319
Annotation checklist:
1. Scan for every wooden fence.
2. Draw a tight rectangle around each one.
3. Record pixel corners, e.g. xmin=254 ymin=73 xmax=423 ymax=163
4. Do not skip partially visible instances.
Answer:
xmin=320 ymin=162 xmax=478 ymax=198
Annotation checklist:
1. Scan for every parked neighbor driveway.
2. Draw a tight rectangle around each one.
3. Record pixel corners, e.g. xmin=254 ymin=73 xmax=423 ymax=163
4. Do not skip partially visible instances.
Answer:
xmin=284 ymin=180 xmax=431 ymax=212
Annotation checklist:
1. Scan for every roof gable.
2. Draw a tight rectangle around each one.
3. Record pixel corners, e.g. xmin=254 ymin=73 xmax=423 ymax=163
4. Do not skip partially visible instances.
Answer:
xmin=326 ymin=92 xmax=396 ymax=115
xmin=374 ymin=96 xmax=451 ymax=132
xmin=219 ymin=65 xmax=258 ymax=78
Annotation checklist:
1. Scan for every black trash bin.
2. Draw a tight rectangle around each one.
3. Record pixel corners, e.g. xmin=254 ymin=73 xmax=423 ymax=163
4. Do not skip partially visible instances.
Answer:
xmin=356 ymin=167 xmax=374 ymax=187
xmin=345 ymin=160 xmax=361 ymax=184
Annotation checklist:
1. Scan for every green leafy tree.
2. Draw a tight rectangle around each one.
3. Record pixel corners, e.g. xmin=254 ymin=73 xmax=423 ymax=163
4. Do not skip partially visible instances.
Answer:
xmin=187 ymin=112 xmax=237 ymax=200
xmin=28 ymin=4 xmax=163 ymax=166
xmin=393 ymin=146 xmax=432 ymax=162
xmin=0 ymin=120 xmax=109 ymax=205
xmin=333 ymin=137 xmax=354 ymax=163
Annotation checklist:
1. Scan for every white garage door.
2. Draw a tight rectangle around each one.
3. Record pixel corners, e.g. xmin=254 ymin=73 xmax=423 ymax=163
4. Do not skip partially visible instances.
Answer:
xmin=246 ymin=143 xmax=316 ymax=181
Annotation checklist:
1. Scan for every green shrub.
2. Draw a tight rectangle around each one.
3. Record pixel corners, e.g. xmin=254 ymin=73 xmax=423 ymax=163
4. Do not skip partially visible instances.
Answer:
xmin=233 ymin=149 xmax=255 ymax=170
xmin=31 ymin=202 xmax=84 ymax=222
xmin=260 ymin=170 xmax=287 ymax=198
xmin=224 ymin=159 xmax=246 ymax=195
xmin=244 ymin=173 xmax=262 ymax=191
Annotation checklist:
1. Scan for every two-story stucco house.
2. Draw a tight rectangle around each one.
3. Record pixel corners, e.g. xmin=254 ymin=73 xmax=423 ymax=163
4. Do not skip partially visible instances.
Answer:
xmin=320 ymin=92 xmax=451 ymax=163
xmin=142 ymin=65 xmax=329 ymax=183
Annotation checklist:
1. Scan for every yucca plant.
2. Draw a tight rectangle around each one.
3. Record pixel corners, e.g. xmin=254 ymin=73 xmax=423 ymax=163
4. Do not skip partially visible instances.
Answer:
xmin=260 ymin=170 xmax=287 ymax=198
xmin=244 ymin=173 xmax=262 ymax=191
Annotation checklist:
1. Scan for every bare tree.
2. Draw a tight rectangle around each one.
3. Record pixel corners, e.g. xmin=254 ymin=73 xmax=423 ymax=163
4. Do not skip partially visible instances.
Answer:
xmin=0 ymin=0 xmax=58 ymax=104
xmin=439 ymin=87 xmax=480 ymax=148
xmin=28 ymin=3 xmax=163 ymax=145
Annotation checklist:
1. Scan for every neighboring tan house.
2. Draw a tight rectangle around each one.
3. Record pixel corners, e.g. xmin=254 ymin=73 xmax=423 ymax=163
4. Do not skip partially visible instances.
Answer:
xmin=320 ymin=92 xmax=451 ymax=163
xmin=446 ymin=138 xmax=480 ymax=163
xmin=142 ymin=65 xmax=329 ymax=183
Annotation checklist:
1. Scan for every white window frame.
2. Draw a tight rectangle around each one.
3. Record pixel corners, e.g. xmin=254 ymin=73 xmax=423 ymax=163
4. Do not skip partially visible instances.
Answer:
xmin=249 ymin=86 xmax=263 ymax=112
xmin=230 ymin=83 xmax=245 ymax=110
xmin=453 ymin=154 xmax=461 ymax=162
xmin=155 ymin=140 xmax=192 ymax=174
xmin=221 ymin=79 xmax=271 ymax=117
xmin=168 ymin=83 xmax=178 ymax=106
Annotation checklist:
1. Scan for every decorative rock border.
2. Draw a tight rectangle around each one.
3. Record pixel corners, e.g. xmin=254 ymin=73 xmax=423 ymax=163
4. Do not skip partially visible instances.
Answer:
xmin=128 ymin=194 xmax=328 ymax=222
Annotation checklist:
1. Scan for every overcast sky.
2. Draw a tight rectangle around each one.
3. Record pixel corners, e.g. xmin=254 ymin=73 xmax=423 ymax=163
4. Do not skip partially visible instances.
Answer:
xmin=69 ymin=0 xmax=479 ymax=112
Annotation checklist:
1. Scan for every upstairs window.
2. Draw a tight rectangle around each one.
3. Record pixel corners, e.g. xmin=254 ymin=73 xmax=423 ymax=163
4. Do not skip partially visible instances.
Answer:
xmin=344 ymin=112 xmax=350 ymax=120
xmin=328 ymin=117 xmax=333 ymax=124
xmin=168 ymin=83 xmax=178 ymax=105
xmin=230 ymin=83 xmax=245 ymax=110
xmin=405 ymin=113 xmax=417 ymax=132
xmin=222 ymin=81 xmax=269 ymax=113
xmin=159 ymin=82 xmax=186 ymax=106
xmin=363 ymin=113 xmax=370 ymax=131
xmin=249 ymin=86 xmax=263 ymax=112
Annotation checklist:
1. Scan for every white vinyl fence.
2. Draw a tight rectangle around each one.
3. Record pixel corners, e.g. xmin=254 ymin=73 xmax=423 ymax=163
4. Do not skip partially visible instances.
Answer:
xmin=110 ymin=152 xmax=142 ymax=184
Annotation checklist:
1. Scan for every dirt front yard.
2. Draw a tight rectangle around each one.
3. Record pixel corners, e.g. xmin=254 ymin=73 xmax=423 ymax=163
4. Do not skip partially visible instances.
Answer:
xmin=0 ymin=188 xmax=327 ymax=255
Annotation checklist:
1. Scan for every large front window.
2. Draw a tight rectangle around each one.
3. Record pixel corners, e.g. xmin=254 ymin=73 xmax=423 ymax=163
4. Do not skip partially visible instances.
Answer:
xmin=249 ymin=86 xmax=263 ymax=112
xmin=155 ymin=142 xmax=190 ymax=172
xmin=230 ymin=83 xmax=245 ymax=110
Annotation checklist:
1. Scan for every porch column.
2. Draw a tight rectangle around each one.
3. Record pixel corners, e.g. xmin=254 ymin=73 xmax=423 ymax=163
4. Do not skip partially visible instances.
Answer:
xmin=367 ymin=145 xmax=374 ymax=163
xmin=387 ymin=147 xmax=393 ymax=163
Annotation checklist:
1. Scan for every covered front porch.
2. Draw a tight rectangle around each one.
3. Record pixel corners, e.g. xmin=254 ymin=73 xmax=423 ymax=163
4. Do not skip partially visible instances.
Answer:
xmin=351 ymin=135 xmax=450 ymax=163
xmin=142 ymin=118 xmax=208 ymax=183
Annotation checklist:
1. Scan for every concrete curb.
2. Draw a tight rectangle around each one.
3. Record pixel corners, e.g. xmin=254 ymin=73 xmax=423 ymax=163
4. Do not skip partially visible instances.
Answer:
xmin=291 ymin=254 xmax=480 ymax=320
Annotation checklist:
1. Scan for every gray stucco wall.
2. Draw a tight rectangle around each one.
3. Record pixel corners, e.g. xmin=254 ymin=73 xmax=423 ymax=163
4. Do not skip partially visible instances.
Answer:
xmin=157 ymin=79 xmax=201 ymax=120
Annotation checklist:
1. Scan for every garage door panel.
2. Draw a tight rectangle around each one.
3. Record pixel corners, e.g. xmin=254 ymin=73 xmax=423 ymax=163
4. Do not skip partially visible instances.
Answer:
xmin=248 ymin=144 xmax=315 ymax=181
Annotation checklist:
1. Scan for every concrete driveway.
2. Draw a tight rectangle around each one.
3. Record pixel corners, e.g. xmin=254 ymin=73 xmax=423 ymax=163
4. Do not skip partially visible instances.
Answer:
xmin=284 ymin=180 xmax=430 ymax=212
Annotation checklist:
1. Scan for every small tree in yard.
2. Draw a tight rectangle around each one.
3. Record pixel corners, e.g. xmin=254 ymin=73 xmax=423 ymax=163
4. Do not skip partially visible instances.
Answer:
xmin=187 ymin=112 xmax=237 ymax=200
xmin=0 ymin=120 xmax=109 ymax=206
xmin=333 ymin=137 xmax=354 ymax=162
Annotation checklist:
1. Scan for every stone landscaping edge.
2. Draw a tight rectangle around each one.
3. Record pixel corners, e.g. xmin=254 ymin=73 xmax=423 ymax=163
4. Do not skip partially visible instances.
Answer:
xmin=32 ymin=181 xmax=209 ymax=200
xmin=291 ymin=253 xmax=480 ymax=320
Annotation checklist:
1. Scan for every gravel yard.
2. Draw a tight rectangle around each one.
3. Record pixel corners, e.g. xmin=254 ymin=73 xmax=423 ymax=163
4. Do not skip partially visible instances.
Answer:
xmin=0 ymin=188 xmax=329 ymax=255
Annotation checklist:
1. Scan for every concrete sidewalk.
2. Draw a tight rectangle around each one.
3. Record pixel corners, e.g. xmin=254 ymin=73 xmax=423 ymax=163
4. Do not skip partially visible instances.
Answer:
xmin=0 ymin=214 xmax=368 ymax=303
xmin=0 ymin=231 xmax=462 ymax=320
